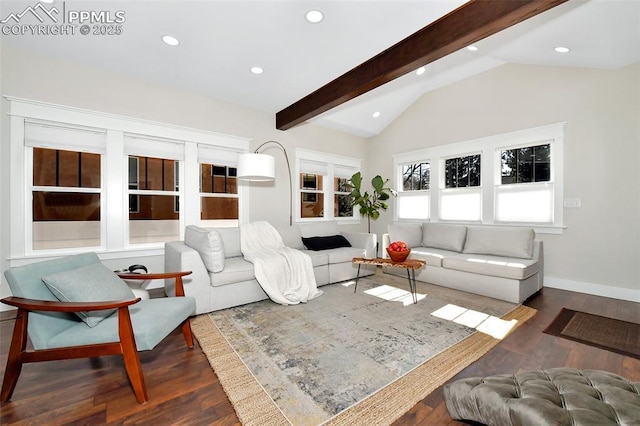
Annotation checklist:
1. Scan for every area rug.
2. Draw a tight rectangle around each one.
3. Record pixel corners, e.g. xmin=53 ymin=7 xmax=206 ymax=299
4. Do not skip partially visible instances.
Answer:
xmin=191 ymin=273 xmax=537 ymax=425
xmin=543 ymin=308 xmax=640 ymax=359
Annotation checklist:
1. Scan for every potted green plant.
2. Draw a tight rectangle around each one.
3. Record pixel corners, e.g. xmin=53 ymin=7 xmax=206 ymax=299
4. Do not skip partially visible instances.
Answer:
xmin=348 ymin=171 xmax=396 ymax=233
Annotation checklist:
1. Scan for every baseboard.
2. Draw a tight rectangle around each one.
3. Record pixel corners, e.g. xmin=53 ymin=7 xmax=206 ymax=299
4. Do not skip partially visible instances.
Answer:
xmin=544 ymin=277 xmax=639 ymax=303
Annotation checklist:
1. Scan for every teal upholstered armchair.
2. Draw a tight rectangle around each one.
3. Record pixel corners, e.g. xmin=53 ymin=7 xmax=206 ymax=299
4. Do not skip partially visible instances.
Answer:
xmin=1 ymin=252 xmax=196 ymax=403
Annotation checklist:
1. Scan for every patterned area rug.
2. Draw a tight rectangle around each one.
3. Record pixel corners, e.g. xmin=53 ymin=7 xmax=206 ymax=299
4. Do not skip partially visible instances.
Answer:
xmin=191 ymin=272 xmax=536 ymax=425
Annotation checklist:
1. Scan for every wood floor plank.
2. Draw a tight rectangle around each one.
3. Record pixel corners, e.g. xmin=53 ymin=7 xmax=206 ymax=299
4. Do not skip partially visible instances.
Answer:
xmin=1 ymin=287 xmax=638 ymax=425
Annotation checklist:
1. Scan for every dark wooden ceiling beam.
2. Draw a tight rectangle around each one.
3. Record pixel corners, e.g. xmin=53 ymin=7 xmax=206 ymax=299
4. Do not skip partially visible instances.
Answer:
xmin=276 ymin=0 xmax=568 ymax=130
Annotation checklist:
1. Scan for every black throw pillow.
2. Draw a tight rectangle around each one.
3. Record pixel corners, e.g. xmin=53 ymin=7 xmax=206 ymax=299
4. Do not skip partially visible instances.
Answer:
xmin=302 ymin=235 xmax=352 ymax=251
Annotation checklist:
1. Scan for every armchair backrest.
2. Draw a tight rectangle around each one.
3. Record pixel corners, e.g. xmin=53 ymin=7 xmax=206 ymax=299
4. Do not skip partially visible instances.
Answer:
xmin=4 ymin=252 xmax=101 ymax=349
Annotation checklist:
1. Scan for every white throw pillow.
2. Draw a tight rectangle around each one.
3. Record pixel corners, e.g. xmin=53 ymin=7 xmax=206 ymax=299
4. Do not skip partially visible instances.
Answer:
xmin=184 ymin=225 xmax=225 ymax=272
xmin=387 ymin=222 xmax=422 ymax=248
xmin=463 ymin=227 xmax=535 ymax=259
xmin=216 ymin=227 xmax=242 ymax=258
xmin=422 ymin=223 xmax=467 ymax=252
xmin=277 ymin=226 xmax=305 ymax=250
xmin=298 ymin=220 xmax=340 ymax=238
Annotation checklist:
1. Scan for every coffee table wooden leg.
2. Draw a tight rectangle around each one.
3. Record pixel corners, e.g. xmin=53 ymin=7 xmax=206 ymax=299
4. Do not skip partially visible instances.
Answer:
xmin=354 ymin=264 xmax=361 ymax=293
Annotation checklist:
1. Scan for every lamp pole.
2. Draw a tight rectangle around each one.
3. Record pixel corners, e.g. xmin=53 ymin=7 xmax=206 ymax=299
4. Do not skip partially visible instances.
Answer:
xmin=253 ymin=141 xmax=293 ymax=226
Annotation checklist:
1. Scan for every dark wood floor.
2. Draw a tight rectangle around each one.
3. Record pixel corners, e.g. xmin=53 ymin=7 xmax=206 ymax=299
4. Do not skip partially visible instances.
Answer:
xmin=1 ymin=287 xmax=638 ymax=425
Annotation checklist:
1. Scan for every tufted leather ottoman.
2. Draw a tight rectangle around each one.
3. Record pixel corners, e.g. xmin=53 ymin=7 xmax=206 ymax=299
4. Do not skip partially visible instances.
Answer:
xmin=444 ymin=368 xmax=640 ymax=425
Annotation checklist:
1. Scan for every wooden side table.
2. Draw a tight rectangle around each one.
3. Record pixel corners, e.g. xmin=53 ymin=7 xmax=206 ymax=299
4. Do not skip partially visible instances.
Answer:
xmin=352 ymin=257 xmax=426 ymax=304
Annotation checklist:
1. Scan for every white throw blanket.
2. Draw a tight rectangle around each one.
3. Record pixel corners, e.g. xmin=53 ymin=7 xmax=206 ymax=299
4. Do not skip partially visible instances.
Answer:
xmin=240 ymin=221 xmax=323 ymax=305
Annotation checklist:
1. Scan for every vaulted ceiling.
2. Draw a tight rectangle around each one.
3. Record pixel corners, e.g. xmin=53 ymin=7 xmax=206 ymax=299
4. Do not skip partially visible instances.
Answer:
xmin=1 ymin=0 xmax=638 ymax=137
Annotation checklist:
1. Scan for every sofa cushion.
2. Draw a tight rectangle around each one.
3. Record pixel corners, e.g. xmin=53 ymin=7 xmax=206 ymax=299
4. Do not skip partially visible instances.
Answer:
xmin=443 ymin=253 xmax=539 ymax=280
xmin=210 ymin=256 xmax=255 ymax=287
xmin=302 ymin=235 xmax=351 ymax=251
xmin=422 ymin=223 xmax=467 ymax=252
xmin=326 ymin=246 xmax=366 ymax=264
xmin=463 ymin=227 xmax=535 ymax=259
xmin=410 ymin=247 xmax=460 ymax=268
xmin=184 ymin=225 xmax=225 ymax=272
xmin=388 ymin=222 xmax=423 ymax=248
xmin=42 ymin=263 xmax=135 ymax=327
xmin=298 ymin=220 xmax=340 ymax=238
xmin=302 ymin=250 xmax=330 ymax=267
xmin=215 ymin=227 xmax=243 ymax=258
xmin=277 ymin=226 xmax=305 ymax=250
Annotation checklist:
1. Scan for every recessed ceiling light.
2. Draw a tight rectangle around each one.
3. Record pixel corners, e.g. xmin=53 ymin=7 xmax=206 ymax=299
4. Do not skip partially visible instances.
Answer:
xmin=250 ymin=66 xmax=264 ymax=75
xmin=554 ymin=46 xmax=570 ymax=53
xmin=416 ymin=67 xmax=426 ymax=76
xmin=305 ymin=9 xmax=324 ymax=23
xmin=467 ymin=45 xmax=478 ymax=51
xmin=40 ymin=0 xmax=54 ymax=3
xmin=162 ymin=35 xmax=179 ymax=46
xmin=372 ymin=111 xmax=381 ymax=118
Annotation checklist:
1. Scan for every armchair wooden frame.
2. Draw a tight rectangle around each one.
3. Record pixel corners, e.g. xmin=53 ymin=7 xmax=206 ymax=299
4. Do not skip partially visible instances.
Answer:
xmin=1 ymin=271 xmax=193 ymax=404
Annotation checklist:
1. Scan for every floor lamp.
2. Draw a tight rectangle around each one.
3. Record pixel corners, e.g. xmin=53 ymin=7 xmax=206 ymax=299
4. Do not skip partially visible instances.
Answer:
xmin=237 ymin=140 xmax=293 ymax=226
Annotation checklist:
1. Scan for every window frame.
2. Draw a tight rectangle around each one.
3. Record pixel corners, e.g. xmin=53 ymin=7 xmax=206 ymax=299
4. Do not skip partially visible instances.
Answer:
xmin=392 ymin=122 xmax=565 ymax=234
xmin=8 ymin=97 xmax=250 ymax=260
xmin=294 ymin=148 xmax=361 ymax=223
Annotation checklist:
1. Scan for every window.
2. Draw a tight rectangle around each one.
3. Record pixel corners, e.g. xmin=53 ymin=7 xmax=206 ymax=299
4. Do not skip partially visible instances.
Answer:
xmin=32 ymin=147 xmax=102 ymax=250
xmin=334 ymin=176 xmax=353 ymax=218
xmin=496 ymin=143 xmax=553 ymax=223
xmin=441 ymin=154 xmax=482 ymax=221
xmin=397 ymin=162 xmax=430 ymax=220
xmin=125 ymin=135 xmax=183 ymax=246
xmin=127 ymin=155 xmax=180 ymax=244
xmin=25 ymin=122 xmax=106 ymax=251
xmin=300 ymin=173 xmax=324 ymax=218
xmin=200 ymin=164 xmax=239 ymax=225
xmin=392 ymin=122 xmax=564 ymax=233
xmin=9 ymin=97 xmax=250 ymax=258
xmin=444 ymin=154 xmax=481 ymax=188
xmin=501 ymin=144 xmax=550 ymax=184
xmin=296 ymin=148 xmax=360 ymax=222
xmin=197 ymin=144 xmax=241 ymax=227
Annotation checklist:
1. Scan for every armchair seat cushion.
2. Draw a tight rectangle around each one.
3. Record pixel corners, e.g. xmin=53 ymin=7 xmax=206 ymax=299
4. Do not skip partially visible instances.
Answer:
xmin=46 ymin=297 xmax=196 ymax=351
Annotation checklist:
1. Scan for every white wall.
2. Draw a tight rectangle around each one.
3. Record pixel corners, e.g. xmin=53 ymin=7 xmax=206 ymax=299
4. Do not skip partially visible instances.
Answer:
xmin=366 ymin=62 xmax=640 ymax=301
xmin=0 ymin=46 xmax=369 ymax=308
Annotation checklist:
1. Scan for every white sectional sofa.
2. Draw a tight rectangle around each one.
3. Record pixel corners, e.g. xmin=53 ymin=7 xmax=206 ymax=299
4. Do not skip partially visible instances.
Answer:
xmin=164 ymin=221 xmax=376 ymax=314
xmin=382 ymin=222 xmax=544 ymax=303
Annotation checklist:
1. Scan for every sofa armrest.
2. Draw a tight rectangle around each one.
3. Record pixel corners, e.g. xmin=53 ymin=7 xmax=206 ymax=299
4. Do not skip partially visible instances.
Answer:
xmin=341 ymin=231 xmax=377 ymax=259
xmin=164 ymin=241 xmax=210 ymax=298
xmin=533 ymin=240 xmax=544 ymax=288
xmin=381 ymin=233 xmax=391 ymax=258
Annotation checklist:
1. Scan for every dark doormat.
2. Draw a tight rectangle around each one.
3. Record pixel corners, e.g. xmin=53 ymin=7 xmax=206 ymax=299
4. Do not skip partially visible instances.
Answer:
xmin=543 ymin=308 xmax=640 ymax=359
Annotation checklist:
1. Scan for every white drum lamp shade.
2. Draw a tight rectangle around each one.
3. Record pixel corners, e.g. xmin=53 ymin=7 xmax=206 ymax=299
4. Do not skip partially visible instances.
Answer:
xmin=237 ymin=153 xmax=275 ymax=181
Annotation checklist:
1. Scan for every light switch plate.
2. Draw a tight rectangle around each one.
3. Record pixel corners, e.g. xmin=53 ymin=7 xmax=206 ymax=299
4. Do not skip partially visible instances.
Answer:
xmin=563 ymin=198 xmax=582 ymax=208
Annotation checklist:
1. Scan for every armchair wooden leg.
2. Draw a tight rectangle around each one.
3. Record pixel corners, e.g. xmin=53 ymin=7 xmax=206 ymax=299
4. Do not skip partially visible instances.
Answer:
xmin=1 ymin=309 xmax=28 ymax=402
xmin=182 ymin=319 xmax=194 ymax=348
xmin=117 ymin=307 xmax=148 ymax=403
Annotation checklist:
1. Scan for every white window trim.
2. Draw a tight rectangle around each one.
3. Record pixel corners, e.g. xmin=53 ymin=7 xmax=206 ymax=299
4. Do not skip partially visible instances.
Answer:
xmin=392 ymin=122 xmax=565 ymax=234
xmin=294 ymin=148 xmax=361 ymax=224
xmin=7 ymin=96 xmax=250 ymax=260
